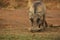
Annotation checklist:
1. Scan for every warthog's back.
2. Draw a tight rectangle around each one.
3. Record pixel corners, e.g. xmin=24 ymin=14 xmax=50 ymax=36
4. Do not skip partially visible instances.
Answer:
xmin=29 ymin=1 xmax=46 ymax=19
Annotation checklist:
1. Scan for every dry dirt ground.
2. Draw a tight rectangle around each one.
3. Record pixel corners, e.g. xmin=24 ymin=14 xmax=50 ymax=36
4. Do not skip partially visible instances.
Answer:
xmin=0 ymin=8 xmax=60 ymax=35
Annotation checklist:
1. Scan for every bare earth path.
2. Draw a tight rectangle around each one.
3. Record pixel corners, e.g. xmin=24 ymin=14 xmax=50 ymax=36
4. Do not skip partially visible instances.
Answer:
xmin=0 ymin=8 xmax=60 ymax=35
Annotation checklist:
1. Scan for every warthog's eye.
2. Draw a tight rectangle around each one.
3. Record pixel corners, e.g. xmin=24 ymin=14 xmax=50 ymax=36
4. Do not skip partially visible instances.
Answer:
xmin=37 ymin=18 xmax=42 ymax=24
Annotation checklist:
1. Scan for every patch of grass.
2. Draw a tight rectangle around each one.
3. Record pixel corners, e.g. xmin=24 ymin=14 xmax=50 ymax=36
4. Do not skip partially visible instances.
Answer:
xmin=0 ymin=33 xmax=60 ymax=40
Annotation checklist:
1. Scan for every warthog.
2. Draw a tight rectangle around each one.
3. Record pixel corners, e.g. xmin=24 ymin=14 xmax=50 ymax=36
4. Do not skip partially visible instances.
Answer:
xmin=28 ymin=0 xmax=48 ymax=32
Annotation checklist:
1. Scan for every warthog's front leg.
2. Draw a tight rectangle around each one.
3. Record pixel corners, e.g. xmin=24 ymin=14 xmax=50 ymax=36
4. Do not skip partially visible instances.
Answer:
xmin=42 ymin=20 xmax=48 ymax=30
